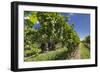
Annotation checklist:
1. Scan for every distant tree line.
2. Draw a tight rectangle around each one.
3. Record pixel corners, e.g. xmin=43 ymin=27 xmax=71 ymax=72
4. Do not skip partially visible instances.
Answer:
xmin=82 ymin=35 xmax=90 ymax=49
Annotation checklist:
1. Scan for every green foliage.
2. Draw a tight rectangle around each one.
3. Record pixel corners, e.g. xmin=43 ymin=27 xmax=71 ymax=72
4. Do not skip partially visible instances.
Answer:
xmin=84 ymin=35 xmax=90 ymax=44
xmin=24 ymin=11 xmax=42 ymax=56
xmin=37 ymin=12 xmax=80 ymax=50
xmin=31 ymin=44 xmax=41 ymax=56
xmin=24 ymin=11 xmax=80 ymax=59
xmin=24 ymin=11 xmax=38 ymax=28
xmin=24 ymin=43 xmax=41 ymax=57
xmin=82 ymin=35 xmax=90 ymax=49
xmin=24 ymin=50 xmax=33 ymax=57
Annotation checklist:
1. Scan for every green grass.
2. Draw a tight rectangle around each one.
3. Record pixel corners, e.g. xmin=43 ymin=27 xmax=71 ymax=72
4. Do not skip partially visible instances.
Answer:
xmin=24 ymin=43 xmax=90 ymax=62
xmin=24 ymin=47 xmax=68 ymax=62
xmin=80 ymin=43 xmax=90 ymax=59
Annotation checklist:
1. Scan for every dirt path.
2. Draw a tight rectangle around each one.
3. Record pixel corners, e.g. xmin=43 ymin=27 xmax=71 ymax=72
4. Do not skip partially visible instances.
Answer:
xmin=70 ymin=43 xmax=81 ymax=59
xmin=69 ymin=42 xmax=90 ymax=59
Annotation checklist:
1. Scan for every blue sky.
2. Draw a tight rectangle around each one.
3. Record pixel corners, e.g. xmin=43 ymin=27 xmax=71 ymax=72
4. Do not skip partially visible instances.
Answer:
xmin=61 ymin=13 xmax=90 ymax=40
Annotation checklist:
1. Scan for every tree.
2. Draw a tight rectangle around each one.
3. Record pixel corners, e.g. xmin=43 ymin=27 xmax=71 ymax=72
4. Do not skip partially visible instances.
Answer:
xmin=37 ymin=12 xmax=80 ymax=52
xmin=24 ymin=11 xmax=41 ymax=56
xmin=85 ymin=35 xmax=90 ymax=44
xmin=24 ymin=11 xmax=80 ymax=56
